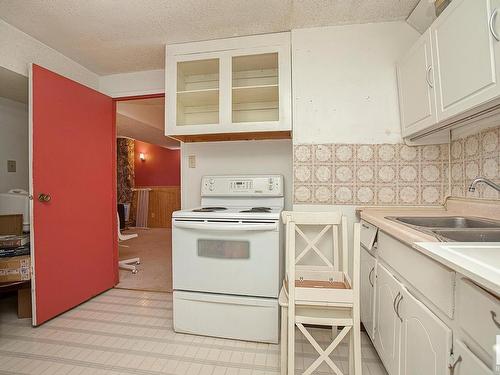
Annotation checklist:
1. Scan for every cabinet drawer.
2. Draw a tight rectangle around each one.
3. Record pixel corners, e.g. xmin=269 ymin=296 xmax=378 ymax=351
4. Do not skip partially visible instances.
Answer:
xmin=457 ymin=278 xmax=500 ymax=365
xmin=378 ymin=232 xmax=455 ymax=318
xmin=360 ymin=220 xmax=378 ymax=252
xmin=453 ymin=340 xmax=493 ymax=375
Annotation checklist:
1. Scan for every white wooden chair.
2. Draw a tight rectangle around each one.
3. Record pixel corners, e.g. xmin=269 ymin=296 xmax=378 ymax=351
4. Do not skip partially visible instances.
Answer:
xmin=117 ymin=212 xmax=140 ymax=274
xmin=279 ymin=211 xmax=361 ymax=375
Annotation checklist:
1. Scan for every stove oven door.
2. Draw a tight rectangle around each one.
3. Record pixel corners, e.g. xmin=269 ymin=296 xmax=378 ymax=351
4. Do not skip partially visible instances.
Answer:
xmin=172 ymin=218 xmax=280 ymax=298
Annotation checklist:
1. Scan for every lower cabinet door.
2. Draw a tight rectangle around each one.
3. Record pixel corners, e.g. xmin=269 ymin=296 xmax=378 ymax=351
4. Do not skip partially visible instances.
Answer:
xmin=360 ymin=247 xmax=376 ymax=339
xmin=452 ymin=340 xmax=494 ymax=375
xmin=399 ymin=287 xmax=452 ymax=375
xmin=374 ymin=263 xmax=402 ymax=375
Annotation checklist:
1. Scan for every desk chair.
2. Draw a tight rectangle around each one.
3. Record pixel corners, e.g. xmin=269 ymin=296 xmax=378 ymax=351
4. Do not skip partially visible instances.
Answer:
xmin=117 ymin=213 xmax=140 ymax=274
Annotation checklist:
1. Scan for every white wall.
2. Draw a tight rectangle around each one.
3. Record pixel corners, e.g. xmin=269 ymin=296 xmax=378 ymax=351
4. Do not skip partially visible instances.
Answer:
xmin=0 ymin=97 xmax=29 ymax=192
xmin=292 ymin=21 xmax=419 ymax=144
xmin=99 ymin=70 xmax=165 ymax=97
xmin=0 ymin=20 xmax=99 ymax=89
xmin=181 ymin=140 xmax=293 ymax=209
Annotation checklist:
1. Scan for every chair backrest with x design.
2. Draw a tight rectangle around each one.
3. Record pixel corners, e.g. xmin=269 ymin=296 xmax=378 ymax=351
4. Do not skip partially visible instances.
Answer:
xmin=281 ymin=211 xmax=348 ymax=278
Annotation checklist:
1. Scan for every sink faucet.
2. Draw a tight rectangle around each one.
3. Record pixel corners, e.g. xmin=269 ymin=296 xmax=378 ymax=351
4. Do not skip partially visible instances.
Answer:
xmin=468 ymin=177 xmax=500 ymax=193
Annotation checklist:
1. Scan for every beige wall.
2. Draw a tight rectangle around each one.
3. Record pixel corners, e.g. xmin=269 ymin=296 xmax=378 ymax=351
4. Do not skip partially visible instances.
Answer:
xmin=292 ymin=21 xmax=419 ymax=145
xmin=0 ymin=97 xmax=28 ymax=192
xmin=181 ymin=140 xmax=293 ymax=209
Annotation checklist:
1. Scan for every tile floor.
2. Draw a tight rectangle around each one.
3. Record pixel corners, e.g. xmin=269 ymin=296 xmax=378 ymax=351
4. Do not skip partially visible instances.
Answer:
xmin=0 ymin=289 xmax=387 ymax=375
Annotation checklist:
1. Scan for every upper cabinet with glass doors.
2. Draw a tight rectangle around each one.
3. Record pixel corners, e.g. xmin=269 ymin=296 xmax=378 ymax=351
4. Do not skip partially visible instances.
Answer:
xmin=166 ymin=33 xmax=291 ymax=142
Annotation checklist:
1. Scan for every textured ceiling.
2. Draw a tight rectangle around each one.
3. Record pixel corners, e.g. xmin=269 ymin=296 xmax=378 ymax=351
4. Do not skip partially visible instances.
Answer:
xmin=0 ymin=0 xmax=419 ymax=75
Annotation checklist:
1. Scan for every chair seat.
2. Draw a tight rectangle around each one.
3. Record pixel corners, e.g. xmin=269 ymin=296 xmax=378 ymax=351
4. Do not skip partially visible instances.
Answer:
xmin=279 ymin=285 xmax=354 ymax=310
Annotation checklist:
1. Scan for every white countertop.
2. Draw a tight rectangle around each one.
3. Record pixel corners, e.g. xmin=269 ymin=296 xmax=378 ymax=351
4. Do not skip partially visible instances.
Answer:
xmin=358 ymin=197 xmax=500 ymax=297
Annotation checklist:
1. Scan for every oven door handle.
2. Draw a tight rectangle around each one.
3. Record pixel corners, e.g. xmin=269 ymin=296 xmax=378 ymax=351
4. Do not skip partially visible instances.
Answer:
xmin=173 ymin=221 xmax=278 ymax=232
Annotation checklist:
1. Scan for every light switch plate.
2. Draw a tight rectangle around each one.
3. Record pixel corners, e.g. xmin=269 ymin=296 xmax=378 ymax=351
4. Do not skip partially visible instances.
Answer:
xmin=7 ymin=160 xmax=16 ymax=172
xmin=188 ymin=155 xmax=196 ymax=168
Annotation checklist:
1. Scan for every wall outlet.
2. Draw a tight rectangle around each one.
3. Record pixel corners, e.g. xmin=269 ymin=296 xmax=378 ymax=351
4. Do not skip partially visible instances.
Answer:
xmin=188 ymin=155 xmax=196 ymax=168
xmin=7 ymin=160 xmax=16 ymax=173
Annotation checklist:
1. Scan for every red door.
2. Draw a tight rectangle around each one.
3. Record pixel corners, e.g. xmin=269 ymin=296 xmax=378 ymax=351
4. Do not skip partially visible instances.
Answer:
xmin=30 ymin=64 xmax=118 ymax=325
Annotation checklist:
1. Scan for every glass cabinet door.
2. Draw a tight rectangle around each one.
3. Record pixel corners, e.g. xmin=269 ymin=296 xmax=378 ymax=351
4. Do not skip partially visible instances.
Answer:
xmin=176 ymin=58 xmax=219 ymax=126
xmin=231 ymin=53 xmax=279 ymax=123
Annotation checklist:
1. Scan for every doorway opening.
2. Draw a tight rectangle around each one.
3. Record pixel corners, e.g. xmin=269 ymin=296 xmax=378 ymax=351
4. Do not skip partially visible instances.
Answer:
xmin=114 ymin=95 xmax=181 ymax=292
xmin=0 ymin=66 xmax=31 ymax=322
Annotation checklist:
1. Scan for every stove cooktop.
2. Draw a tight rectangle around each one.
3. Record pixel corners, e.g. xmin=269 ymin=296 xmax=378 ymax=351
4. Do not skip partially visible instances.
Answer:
xmin=174 ymin=206 xmax=282 ymax=220
xmin=192 ymin=207 xmax=228 ymax=213
xmin=239 ymin=207 xmax=271 ymax=213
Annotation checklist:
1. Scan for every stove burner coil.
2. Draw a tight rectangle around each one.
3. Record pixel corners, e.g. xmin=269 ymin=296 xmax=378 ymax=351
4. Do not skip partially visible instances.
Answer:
xmin=240 ymin=207 xmax=271 ymax=213
xmin=192 ymin=207 xmax=228 ymax=212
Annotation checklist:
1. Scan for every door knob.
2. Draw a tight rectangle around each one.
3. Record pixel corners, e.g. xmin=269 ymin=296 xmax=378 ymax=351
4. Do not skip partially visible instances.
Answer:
xmin=38 ymin=193 xmax=51 ymax=202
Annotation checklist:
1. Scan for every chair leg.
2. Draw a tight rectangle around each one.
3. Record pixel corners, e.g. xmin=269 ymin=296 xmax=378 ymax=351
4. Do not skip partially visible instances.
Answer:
xmin=353 ymin=322 xmax=362 ymax=375
xmin=119 ymin=257 xmax=140 ymax=274
xmin=349 ymin=329 xmax=354 ymax=375
xmin=287 ymin=308 xmax=295 ymax=375
xmin=280 ymin=306 xmax=287 ymax=375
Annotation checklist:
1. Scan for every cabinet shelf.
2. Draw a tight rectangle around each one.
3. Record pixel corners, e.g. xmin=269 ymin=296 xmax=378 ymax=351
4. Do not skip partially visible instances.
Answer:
xmin=177 ymin=89 xmax=219 ymax=107
xmin=177 ymin=59 xmax=219 ymax=92
xmin=232 ymin=85 xmax=278 ymax=104
xmin=177 ymin=89 xmax=219 ymax=126
xmin=232 ymin=53 xmax=278 ymax=88
xmin=232 ymin=85 xmax=278 ymax=123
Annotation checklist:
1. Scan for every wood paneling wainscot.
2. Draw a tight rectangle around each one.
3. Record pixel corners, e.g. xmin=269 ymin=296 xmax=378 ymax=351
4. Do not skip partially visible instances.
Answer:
xmin=132 ymin=186 xmax=181 ymax=228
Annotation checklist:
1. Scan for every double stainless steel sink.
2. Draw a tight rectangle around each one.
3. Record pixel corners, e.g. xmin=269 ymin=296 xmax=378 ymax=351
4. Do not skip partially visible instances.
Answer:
xmin=386 ymin=216 xmax=500 ymax=242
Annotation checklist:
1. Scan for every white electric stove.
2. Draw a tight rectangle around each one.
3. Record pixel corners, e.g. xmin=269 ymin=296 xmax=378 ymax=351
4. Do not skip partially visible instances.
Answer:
xmin=172 ymin=175 xmax=284 ymax=343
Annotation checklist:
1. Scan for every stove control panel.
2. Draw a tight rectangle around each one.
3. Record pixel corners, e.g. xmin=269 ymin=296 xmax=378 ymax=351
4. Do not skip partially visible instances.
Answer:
xmin=201 ymin=175 xmax=284 ymax=196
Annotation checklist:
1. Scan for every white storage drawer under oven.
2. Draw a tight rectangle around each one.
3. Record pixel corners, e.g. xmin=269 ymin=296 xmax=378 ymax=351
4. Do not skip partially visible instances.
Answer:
xmin=172 ymin=218 xmax=281 ymax=298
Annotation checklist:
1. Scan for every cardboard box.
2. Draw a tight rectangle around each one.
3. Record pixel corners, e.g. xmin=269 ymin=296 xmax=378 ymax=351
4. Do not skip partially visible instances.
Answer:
xmin=0 ymin=214 xmax=23 ymax=236
xmin=0 ymin=255 xmax=31 ymax=282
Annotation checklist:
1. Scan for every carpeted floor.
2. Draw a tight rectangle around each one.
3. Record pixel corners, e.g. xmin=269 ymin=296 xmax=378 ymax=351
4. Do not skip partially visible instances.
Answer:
xmin=117 ymin=227 xmax=172 ymax=292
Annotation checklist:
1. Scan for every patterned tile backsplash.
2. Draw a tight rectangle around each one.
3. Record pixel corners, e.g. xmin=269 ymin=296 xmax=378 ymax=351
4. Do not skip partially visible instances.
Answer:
xmin=450 ymin=125 xmax=500 ymax=199
xmin=294 ymin=143 xmax=450 ymax=205
xmin=294 ymin=125 xmax=500 ymax=205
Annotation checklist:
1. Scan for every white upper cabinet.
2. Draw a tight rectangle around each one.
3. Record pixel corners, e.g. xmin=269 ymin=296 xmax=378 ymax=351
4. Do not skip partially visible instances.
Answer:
xmin=397 ymin=0 xmax=500 ymax=140
xmin=166 ymin=33 xmax=291 ymax=142
xmin=432 ymin=0 xmax=500 ymax=121
xmin=397 ymin=30 xmax=437 ymax=137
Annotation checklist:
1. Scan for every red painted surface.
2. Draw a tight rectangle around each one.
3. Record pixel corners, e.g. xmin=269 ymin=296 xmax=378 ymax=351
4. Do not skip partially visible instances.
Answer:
xmin=134 ymin=140 xmax=180 ymax=186
xmin=32 ymin=65 xmax=117 ymax=325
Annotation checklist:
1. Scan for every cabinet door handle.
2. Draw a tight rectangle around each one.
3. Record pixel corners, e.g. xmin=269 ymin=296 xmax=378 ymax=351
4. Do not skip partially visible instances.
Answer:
xmin=448 ymin=355 xmax=462 ymax=375
xmin=362 ymin=223 xmax=370 ymax=229
xmin=396 ymin=294 xmax=403 ymax=322
xmin=368 ymin=267 xmax=374 ymax=287
xmin=426 ymin=66 xmax=434 ymax=88
xmin=491 ymin=311 xmax=500 ymax=329
xmin=393 ymin=292 xmax=401 ymax=317
xmin=490 ymin=8 xmax=500 ymax=41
